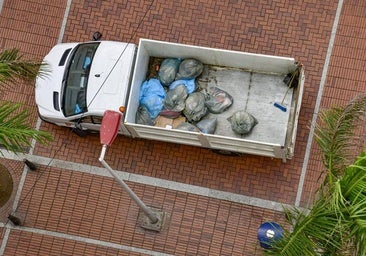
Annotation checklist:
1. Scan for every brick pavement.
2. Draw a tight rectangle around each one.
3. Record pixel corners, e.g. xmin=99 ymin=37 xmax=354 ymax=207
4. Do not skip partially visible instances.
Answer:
xmin=3 ymin=166 xmax=287 ymax=255
xmin=299 ymin=0 xmax=366 ymax=206
xmin=1 ymin=0 xmax=365 ymax=255
xmin=34 ymin=0 xmax=339 ymax=205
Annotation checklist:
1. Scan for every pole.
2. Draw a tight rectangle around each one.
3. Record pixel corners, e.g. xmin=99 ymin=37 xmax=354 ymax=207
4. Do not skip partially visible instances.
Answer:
xmin=99 ymin=145 xmax=159 ymax=224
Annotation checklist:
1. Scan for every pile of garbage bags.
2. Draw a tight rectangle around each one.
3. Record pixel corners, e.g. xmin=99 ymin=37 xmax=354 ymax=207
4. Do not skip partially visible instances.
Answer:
xmin=136 ymin=57 xmax=257 ymax=135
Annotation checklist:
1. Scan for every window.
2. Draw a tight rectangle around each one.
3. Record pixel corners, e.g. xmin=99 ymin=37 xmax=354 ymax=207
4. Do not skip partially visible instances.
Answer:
xmin=62 ymin=42 xmax=100 ymax=117
xmin=58 ymin=48 xmax=72 ymax=66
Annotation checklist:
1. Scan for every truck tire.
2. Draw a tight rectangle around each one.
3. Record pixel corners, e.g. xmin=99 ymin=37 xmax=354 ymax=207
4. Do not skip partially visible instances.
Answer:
xmin=210 ymin=149 xmax=243 ymax=157
xmin=72 ymin=127 xmax=87 ymax=137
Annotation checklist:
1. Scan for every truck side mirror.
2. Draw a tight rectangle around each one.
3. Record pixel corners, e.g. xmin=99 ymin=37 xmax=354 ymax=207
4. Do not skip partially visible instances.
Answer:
xmin=92 ymin=31 xmax=102 ymax=41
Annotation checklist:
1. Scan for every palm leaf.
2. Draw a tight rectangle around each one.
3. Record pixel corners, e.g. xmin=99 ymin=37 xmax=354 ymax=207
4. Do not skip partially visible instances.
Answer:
xmin=264 ymin=94 xmax=366 ymax=255
xmin=0 ymin=101 xmax=52 ymax=153
xmin=314 ymin=92 xmax=366 ymax=184
xmin=0 ymin=48 xmax=49 ymax=90
xmin=339 ymin=153 xmax=366 ymax=255
xmin=265 ymin=202 xmax=343 ymax=256
xmin=268 ymin=154 xmax=366 ymax=256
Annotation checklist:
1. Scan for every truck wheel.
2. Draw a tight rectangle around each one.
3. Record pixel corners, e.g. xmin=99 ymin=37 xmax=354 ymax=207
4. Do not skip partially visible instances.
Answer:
xmin=72 ymin=127 xmax=87 ymax=137
xmin=210 ymin=149 xmax=243 ymax=157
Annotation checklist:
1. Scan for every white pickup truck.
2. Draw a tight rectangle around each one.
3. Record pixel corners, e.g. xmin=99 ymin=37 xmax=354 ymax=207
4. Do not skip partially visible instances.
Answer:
xmin=35 ymin=39 xmax=304 ymax=161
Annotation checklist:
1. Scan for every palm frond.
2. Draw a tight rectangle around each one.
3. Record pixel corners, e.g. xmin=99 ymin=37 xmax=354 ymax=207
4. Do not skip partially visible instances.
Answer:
xmin=266 ymin=93 xmax=366 ymax=255
xmin=0 ymin=48 xmax=49 ymax=90
xmin=265 ymin=201 xmax=344 ymax=256
xmin=0 ymin=102 xmax=52 ymax=153
xmin=340 ymin=153 xmax=366 ymax=255
xmin=314 ymin=92 xmax=366 ymax=183
xmin=270 ymin=152 xmax=366 ymax=256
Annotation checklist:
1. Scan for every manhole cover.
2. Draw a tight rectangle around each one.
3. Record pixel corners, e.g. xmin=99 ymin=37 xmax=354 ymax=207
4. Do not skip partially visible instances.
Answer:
xmin=0 ymin=163 xmax=13 ymax=207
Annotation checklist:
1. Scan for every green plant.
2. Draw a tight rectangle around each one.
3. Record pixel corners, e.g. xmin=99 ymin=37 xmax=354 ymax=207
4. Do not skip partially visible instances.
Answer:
xmin=0 ymin=48 xmax=52 ymax=153
xmin=264 ymin=93 xmax=366 ymax=255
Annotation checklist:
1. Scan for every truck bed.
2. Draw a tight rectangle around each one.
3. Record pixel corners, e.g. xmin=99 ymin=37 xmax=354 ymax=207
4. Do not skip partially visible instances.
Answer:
xmin=124 ymin=39 xmax=304 ymax=160
xmin=197 ymin=66 xmax=293 ymax=145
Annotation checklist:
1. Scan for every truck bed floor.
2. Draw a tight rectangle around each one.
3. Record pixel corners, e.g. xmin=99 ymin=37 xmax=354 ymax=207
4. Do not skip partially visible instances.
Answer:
xmin=197 ymin=66 xmax=293 ymax=145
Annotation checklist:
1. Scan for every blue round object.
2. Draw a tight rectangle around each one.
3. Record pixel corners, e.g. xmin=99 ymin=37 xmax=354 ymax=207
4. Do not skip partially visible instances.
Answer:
xmin=257 ymin=222 xmax=283 ymax=249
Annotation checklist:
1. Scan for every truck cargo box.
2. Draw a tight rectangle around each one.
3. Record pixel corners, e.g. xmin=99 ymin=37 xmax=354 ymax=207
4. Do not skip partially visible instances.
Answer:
xmin=124 ymin=39 xmax=304 ymax=161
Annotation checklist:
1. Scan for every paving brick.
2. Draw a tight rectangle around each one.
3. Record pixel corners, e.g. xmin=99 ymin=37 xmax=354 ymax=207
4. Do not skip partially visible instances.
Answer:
xmin=299 ymin=1 xmax=366 ymax=206
xmin=2 ymin=0 xmax=366 ymax=254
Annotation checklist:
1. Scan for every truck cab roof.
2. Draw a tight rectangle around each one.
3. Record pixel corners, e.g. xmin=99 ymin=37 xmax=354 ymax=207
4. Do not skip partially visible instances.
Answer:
xmin=35 ymin=41 xmax=136 ymax=121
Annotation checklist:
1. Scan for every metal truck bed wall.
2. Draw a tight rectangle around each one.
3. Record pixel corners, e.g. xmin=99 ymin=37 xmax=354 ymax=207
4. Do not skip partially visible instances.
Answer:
xmin=124 ymin=39 xmax=304 ymax=160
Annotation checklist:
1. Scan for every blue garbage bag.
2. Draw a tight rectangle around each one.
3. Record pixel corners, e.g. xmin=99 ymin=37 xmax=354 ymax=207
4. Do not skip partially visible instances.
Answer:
xmin=169 ymin=79 xmax=196 ymax=94
xmin=139 ymin=79 xmax=166 ymax=119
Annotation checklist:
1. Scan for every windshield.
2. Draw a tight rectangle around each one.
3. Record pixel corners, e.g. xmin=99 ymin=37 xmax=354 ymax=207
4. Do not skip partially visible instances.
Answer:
xmin=62 ymin=42 xmax=99 ymax=117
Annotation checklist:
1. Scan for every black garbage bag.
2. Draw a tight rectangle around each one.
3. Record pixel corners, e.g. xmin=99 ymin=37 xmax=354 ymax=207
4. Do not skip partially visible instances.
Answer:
xmin=227 ymin=110 xmax=258 ymax=135
xmin=136 ymin=105 xmax=156 ymax=126
xmin=164 ymin=84 xmax=188 ymax=112
xmin=183 ymin=92 xmax=208 ymax=122
xmin=197 ymin=118 xmax=217 ymax=134
xmin=205 ymin=87 xmax=233 ymax=114
xmin=175 ymin=122 xmax=200 ymax=132
xmin=176 ymin=58 xmax=204 ymax=80
xmin=158 ymin=58 xmax=181 ymax=86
